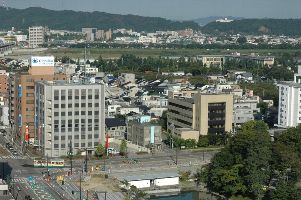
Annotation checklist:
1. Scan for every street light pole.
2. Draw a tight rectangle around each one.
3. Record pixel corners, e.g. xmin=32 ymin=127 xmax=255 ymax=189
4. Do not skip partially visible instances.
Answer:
xmin=68 ymin=140 xmax=73 ymax=175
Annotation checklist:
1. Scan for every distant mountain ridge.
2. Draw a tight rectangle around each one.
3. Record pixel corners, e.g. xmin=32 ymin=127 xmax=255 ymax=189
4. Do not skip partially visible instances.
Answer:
xmin=202 ymin=18 xmax=301 ymax=36
xmin=0 ymin=7 xmax=200 ymax=32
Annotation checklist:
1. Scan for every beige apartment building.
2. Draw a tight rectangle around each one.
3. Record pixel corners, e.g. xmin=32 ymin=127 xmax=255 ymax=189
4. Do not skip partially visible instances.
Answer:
xmin=28 ymin=26 xmax=45 ymax=48
xmin=10 ymin=56 xmax=66 ymax=143
xmin=197 ymin=55 xmax=225 ymax=67
xmin=167 ymin=93 xmax=233 ymax=140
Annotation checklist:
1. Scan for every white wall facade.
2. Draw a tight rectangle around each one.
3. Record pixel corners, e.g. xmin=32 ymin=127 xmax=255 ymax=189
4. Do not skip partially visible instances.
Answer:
xmin=129 ymin=180 xmax=150 ymax=188
xmin=278 ymin=83 xmax=301 ymax=127
xmin=154 ymin=177 xmax=179 ymax=187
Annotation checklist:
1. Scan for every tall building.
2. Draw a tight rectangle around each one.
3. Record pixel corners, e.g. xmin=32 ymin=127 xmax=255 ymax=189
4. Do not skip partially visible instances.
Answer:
xmin=167 ymin=93 xmax=233 ymax=140
xmin=82 ymin=28 xmax=97 ymax=42
xmin=9 ymin=56 xmax=66 ymax=143
xmin=35 ymin=80 xmax=105 ymax=157
xmin=277 ymin=66 xmax=301 ymax=128
xmin=28 ymin=26 xmax=45 ymax=48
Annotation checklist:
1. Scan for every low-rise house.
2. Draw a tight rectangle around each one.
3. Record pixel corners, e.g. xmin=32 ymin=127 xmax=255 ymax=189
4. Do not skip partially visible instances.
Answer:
xmin=105 ymin=118 xmax=126 ymax=140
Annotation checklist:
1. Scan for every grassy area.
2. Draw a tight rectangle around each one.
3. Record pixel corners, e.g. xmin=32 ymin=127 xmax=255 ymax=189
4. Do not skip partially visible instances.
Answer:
xmin=45 ymin=47 xmax=301 ymax=59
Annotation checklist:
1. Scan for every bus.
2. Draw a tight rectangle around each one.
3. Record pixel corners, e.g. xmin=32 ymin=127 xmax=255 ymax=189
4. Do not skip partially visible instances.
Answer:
xmin=33 ymin=159 xmax=65 ymax=168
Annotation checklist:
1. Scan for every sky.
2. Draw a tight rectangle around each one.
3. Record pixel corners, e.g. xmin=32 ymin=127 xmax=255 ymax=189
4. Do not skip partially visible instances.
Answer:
xmin=5 ymin=0 xmax=301 ymax=20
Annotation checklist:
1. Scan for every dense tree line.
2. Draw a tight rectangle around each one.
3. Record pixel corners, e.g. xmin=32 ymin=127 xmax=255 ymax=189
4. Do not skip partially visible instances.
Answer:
xmin=203 ymin=19 xmax=301 ymax=36
xmin=0 ymin=7 xmax=199 ymax=32
xmin=199 ymin=121 xmax=301 ymax=199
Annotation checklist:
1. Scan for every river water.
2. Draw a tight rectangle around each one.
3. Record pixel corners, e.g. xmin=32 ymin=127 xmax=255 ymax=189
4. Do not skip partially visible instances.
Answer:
xmin=150 ymin=191 xmax=199 ymax=200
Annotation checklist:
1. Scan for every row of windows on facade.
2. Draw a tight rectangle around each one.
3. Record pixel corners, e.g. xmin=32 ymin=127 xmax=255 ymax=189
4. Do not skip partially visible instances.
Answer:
xmin=53 ymin=95 xmax=100 ymax=100
xmin=53 ymin=134 xmax=99 ymax=140
xmin=54 ymin=89 xmax=100 ymax=96
xmin=54 ymin=102 xmax=100 ymax=108
xmin=54 ymin=110 xmax=100 ymax=116
xmin=54 ymin=142 xmax=99 ymax=149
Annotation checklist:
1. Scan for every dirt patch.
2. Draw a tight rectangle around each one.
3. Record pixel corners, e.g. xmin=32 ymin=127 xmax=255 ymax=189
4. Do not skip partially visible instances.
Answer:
xmin=0 ymin=146 xmax=10 ymax=156
xmin=81 ymin=173 xmax=122 ymax=192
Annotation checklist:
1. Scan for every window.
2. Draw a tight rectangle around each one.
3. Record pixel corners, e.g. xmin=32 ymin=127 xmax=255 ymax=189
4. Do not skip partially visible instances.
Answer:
xmin=26 ymin=93 xmax=34 ymax=97
xmin=74 ymin=143 xmax=79 ymax=147
xmin=88 ymin=111 xmax=92 ymax=115
xmin=26 ymin=86 xmax=34 ymax=90
xmin=68 ymin=112 xmax=72 ymax=116
xmin=54 ymin=144 xmax=59 ymax=148
xmin=94 ymin=134 xmax=99 ymax=138
xmin=61 ymin=112 xmax=65 ymax=116
xmin=88 ymin=134 xmax=92 ymax=139
xmin=54 ymin=112 xmax=59 ymax=116
xmin=61 ymin=136 xmax=65 ymax=140
xmin=75 ymin=103 xmax=79 ymax=107
xmin=75 ymin=111 xmax=79 ymax=115
xmin=75 ymin=135 xmax=79 ymax=139
xmin=88 ymin=95 xmax=92 ymax=99
xmin=54 ymin=104 xmax=59 ymax=108
xmin=81 ymin=111 xmax=85 ymax=115
xmin=81 ymin=143 xmax=85 ymax=147
xmin=95 ymin=111 xmax=99 ymax=115
xmin=95 ymin=95 xmax=99 ymax=99
xmin=61 ymin=104 xmax=66 ymax=108
xmin=95 ymin=103 xmax=99 ymax=107
xmin=81 ymin=103 xmax=86 ymax=107
xmin=61 ymin=144 xmax=65 ymax=148
xmin=68 ymin=104 xmax=72 ymax=108
xmin=81 ymin=95 xmax=86 ymax=100
xmin=81 ymin=135 xmax=86 ymax=139
xmin=88 ymin=103 xmax=92 ymax=107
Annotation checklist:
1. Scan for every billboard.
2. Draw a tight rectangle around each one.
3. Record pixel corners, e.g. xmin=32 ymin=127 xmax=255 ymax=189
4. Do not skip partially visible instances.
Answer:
xmin=31 ymin=56 xmax=54 ymax=67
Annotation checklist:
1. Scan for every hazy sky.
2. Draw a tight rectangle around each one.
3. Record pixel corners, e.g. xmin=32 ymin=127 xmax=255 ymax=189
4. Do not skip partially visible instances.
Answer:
xmin=5 ymin=0 xmax=301 ymax=20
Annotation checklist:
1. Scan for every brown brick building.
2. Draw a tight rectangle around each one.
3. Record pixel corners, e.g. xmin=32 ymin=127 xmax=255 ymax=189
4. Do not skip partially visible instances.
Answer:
xmin=10 ymin=57 xmax=66 ymax=143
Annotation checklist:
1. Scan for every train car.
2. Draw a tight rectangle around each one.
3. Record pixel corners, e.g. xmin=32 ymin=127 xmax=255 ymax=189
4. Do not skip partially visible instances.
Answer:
xmin=33 ymin=159 xmax=65 ymax=168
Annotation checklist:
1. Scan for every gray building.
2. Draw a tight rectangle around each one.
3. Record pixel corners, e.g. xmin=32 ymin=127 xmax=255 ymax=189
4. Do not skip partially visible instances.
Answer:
xmin=35 ymin=80 xmax=105 ymax=157
xmin=127 ymin=115 xmax=162 ymax=150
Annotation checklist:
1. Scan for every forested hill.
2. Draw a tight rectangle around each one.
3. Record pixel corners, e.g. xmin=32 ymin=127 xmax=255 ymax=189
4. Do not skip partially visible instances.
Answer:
xmin=0 ymin=7 xmax=200 ymax=32
xmin=202 ymin=18 xmax=301 ymax=36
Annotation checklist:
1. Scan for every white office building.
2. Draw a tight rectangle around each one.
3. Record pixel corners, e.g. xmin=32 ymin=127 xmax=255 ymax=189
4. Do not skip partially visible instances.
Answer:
xmin=277 ymin=82 xmax=301 ymax=128
xmin=278 ymin=66 xmax=301 ymax=128
xmin=35 ymin=80 xmax=105 ymax=157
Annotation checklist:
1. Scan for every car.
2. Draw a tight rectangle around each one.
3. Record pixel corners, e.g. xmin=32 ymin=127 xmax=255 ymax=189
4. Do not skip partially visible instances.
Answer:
xmin=12 ymin=151 xmax=18 ymax=156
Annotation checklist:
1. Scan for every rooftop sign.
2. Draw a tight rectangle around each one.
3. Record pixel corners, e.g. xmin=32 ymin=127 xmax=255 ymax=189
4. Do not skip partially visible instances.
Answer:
xmin=31 ymin=56 xmax=54 ymax=67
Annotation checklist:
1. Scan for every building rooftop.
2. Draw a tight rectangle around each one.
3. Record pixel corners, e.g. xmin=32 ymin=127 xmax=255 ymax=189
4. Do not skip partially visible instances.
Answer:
xmin=278 ymin=81 xmax=301 ymax=88
xmin=105 ymin=118 xmax=126 ymax=128
xmin=36 ymin=80 xmax=104 ymax=86
xmin=116 ymin=170 xmax=178 ymax=181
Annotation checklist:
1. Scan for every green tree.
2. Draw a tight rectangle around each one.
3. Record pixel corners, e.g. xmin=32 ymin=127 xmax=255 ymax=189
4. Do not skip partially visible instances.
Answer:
xmin=95 ymin=144 xmax=105 ymax=158
xmin=197 ymin=135 xmax=209 ymax=147
xmin=120 ymin=139 xmax=128 ymax=156
xmin=204 ymin=121 xmax=272 ymax=199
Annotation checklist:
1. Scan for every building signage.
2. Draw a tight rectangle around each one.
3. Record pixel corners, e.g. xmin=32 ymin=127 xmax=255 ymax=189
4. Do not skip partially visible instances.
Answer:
xmin=31 ymin=56 xmax=55 ymax=67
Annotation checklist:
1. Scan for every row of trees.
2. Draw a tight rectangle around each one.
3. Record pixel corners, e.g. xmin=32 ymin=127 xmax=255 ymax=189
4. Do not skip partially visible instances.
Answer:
xmin=95 ymin=139 xmax=128 ymax=157
xmin=199 ymin=121 xmax=301 ymax=199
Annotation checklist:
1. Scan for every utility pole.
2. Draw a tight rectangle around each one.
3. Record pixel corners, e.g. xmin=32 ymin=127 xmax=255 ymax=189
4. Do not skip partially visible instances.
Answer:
xmin=46 ymin=154 xmax=50 ymax=179
xmin=79 ymin=170 xmax=82 ymax=200
xmin=68 ymin=140 xmax=73 ymax=175
xmin=85 ymin=148 xmax=88 ymax=174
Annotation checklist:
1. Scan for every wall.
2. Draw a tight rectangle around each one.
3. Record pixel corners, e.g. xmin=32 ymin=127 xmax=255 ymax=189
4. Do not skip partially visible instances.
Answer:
xmin=129 ymin=180 xmax=150 ymax=188
xmin=154 ymin=177 xmax=179 ymax=187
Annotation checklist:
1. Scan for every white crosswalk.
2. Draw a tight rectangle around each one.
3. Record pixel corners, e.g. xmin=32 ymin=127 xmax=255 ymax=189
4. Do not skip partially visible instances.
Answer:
xmin=12 ymin=177 xmax=27 ymax=183
xmin=0 ymin=155 xmax=27 ymax=160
